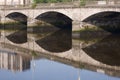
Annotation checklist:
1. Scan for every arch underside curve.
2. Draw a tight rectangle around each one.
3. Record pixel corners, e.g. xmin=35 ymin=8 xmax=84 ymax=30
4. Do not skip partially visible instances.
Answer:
xmin=35 ymin=11 xmax=72 ymax=29
xmin=82 ymin=11 xmax=120 ymax=33
xmin=6 ymin=12 xmax=28 ymax=24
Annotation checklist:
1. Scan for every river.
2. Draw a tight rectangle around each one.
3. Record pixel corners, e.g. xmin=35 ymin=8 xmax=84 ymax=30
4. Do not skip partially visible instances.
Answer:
xmin=0 ymin=23 xmax=119 ymax=80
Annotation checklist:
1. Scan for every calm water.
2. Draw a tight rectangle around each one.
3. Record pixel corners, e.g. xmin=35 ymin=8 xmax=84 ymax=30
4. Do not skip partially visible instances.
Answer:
xmin=0 ymin=58 xmax=120 ymax=80
xmin=0 ymin=23 xmax=120 ymax=80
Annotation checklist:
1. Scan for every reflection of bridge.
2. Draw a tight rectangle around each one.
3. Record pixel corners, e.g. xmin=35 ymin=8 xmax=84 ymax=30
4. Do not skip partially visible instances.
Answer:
xmin=0 ymin=49 xmax=31 ymax=72
xmin=1 ymin=6 xmax=120 ymax=31
xmin=0 ymin=30 xmax=120 ymax=77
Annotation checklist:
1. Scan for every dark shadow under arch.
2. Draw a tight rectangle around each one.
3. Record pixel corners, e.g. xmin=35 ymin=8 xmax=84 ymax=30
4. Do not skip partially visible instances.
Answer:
xmin=6 ymin=12 xmax=27 ymax=25
xmin=35 ymin=11 xmax=72 ymax=29
xmin=83 ymin=11 xmax=120 ymax=33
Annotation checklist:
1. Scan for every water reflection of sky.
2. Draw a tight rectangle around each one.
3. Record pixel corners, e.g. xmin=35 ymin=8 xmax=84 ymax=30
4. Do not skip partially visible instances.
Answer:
xmin=0 ymin=59 xmax=120 ymax=80
xmin=80 ymin=69 xmax=120 ymax=80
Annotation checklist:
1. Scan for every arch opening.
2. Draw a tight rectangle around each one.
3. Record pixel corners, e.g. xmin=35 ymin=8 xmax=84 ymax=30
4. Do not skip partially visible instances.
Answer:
xmin=6 ymin=12 xmax=27 ymax=25
xmin=34 ymin=11 xmax=72 ymax=52
xmin=5 ymin=12 xmax=27 ymax=44
xmin=83 ymin=11 xmax=120 ymax=34
xmin=35 ymin=11 xmax=72 ymax=29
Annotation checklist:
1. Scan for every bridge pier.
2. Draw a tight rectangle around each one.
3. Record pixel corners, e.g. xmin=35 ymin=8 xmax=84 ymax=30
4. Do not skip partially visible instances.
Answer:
xmin=27 ymin=18 xmax=37 ymax=27
xmin=72 ymin=20 xmax=81 ymax=31
xmin=72 ymin=21 xmax=91 ymax=31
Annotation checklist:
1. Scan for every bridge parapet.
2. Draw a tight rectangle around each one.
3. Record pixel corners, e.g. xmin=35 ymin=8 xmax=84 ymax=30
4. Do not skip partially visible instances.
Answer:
xmin=1 ymin=0 xmax=120 ymax=10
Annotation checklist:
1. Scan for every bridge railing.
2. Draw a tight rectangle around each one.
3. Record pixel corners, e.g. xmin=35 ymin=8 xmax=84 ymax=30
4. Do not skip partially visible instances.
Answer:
xmin=34 ymin=0 xmax=120 ymax=8
xmin=0 ymin=5 xmax=30 ymax=10
xmin=35 ymin=2 xmax=76 ymax=8
xmin=31 ymin=0 xmax=120 ymax=8
xmin=84 ymin=0 xmax=120 ymax=7
xmin=1 ymin=0 xmax=120 ymax=9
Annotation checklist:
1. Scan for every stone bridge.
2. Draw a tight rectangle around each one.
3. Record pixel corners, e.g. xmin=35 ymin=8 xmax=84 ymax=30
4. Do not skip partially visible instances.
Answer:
xmin=1 ymin=6 xmax=120 ymax=30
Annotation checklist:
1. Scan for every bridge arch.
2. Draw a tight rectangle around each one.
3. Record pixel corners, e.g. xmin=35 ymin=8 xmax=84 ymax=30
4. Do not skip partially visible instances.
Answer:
xmin=34 ymin=9 xmax=73 ymax=19
xmin=82 ymin=11 xmax=120 ymax=33
xmin=5 ymin=11 xmax=28 ymax=18
xmin=35 ymin=11 xmax=72 ymax=29
xmin=5 ymin=12 xmax=27 ymax=44
xmin=82 ymin=11 xmax=120 ymax=22
xmin=6 ymin=12 xmax=28 ymax=24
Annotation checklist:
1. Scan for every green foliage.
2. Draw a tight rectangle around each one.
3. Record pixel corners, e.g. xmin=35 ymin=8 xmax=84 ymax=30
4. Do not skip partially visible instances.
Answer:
xmin=31 ymin=51 xmax=38 ymax=56
xmin=31 ymin=3 xmax=37 ymax=8
xmin=80 ymin=0 xmax=86 ymax=6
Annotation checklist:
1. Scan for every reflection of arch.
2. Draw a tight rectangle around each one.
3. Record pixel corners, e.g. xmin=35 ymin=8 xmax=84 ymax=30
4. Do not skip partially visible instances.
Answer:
xmin=6 ymin=12 xmax=27 ymax=24
xmin=82 ymin=35 xmax=120 ymax=66
xmin=83 ymin=11 xmax=120 ymax=33
xmin=35 ymin=29 xmax=72 ymax=53
xmin=6 ymin=30 xmax=27 ymax=44
xmin=35 ymin=11 xmax=72 ymax=29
